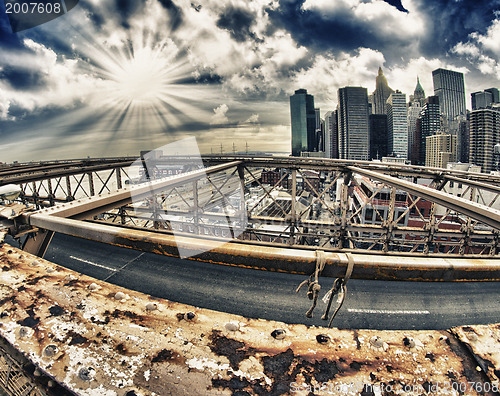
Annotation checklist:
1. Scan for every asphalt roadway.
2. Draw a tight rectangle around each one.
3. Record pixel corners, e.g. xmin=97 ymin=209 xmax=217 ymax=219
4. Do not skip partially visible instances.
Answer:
xmin=37 ymin=233 xmax=500 ymax=331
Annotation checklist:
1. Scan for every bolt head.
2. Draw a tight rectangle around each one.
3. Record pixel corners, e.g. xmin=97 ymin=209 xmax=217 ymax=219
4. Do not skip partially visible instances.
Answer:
xmin=271 ymin=329 xmax=286 ymax=340
xmin=316 ymin=334 xmax=330 ymax=344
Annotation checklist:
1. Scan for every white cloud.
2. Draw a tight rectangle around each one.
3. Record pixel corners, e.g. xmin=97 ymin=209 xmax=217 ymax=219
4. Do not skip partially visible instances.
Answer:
xmin=210 ymin=104 xmax=229 ymax=125
xmin=290 ymin=48 xmax=386 ymax=107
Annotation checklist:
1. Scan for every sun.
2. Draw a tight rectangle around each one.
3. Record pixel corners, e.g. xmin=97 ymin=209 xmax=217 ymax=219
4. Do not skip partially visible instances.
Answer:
xmin=112 ymin=47 xmax=168 ymax=105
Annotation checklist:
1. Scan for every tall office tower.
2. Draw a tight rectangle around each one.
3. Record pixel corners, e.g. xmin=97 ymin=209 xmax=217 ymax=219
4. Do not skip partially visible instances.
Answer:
xmin=425 ymin=133 xmax=457 ymax=168
xmin=485 ymin=88 xmax=500 ymax=103
xmin=432 ymin=68 xmax=466 ymax=130
xmin=457 ymin=114 xmax=469 ymax=163
xmin=338 ymin=87 xmax=370 ymax=160
xmin=369 ymin=114 xmax=388 ymax=160
xmin=410 ymin=77 xmax=426 ymax=106
xmin=290 ymin=89 xmax=316 ymax=156
xmin=386 ymin=91 xmax=408 ymax=158
xmin=372 ymin=67 xmax=394 ymax=114
xmin=324 ymin=111 xmax=339 ymax=158
xmin=407 ymin=101 xmax=422 ymax=162
xmin=315 ymin=108 xmax=324 ymax=152
xmin=472 ymin=91 xmax=493 ymax=110
xmin=417 ymin=96 xmax=441 ymax=165
xmin=469 ymin=108 xmax=500 ymax=173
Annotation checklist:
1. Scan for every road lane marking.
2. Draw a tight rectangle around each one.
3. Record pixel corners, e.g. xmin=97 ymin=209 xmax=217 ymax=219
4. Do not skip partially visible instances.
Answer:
xmin=70 ymin=256 xmax=117 ymax=272
xmin=347 ymin=308 xmax=430 ymax=315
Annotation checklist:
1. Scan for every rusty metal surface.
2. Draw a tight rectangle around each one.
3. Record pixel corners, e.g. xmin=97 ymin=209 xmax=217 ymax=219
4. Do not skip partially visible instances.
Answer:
xmin=451 ymin=324 xmax=500 ymax=387
xmin=0 ymin=240 xmax=499 ymax=395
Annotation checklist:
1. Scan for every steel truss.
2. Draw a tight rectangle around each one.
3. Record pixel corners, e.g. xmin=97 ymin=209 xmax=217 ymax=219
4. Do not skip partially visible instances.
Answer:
xmin=1 ymin=156 xmax=500 ymax=281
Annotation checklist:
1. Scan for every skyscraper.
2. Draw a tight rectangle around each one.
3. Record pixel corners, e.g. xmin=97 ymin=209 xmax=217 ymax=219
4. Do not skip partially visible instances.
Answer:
xmin=386 ymin=90 xmax=408 ymax=158
xmin=407 ymin=101 xmax=422 ymax=162
xmin=416 ymin=96 xmax=440 ymax=165
xmin=485 ymin=88 xmax=500 ymax=103
xmin=369 ymin=114 xmax=388 ymax=160
xmin=472 ymin=91 xmax=493 ymax=110
xmin=425 ymin=133 xmax=457 ymax=168
xmin=372 ymin=67 xmax=394 ymax=114
xmin=469 ymin=108 xmax=500 ymax=173
xmin=290 ymin=89 xmax=316 ymax=156
xmin=338 ymin=87 xmax=370 ymax=161
xmin=432 ymin=68 xmax=466 ymax=129
xmin=411 ymin=76 xmax=426 ymax=106
xmin=324 ymin=111 xmax=339 ymax=159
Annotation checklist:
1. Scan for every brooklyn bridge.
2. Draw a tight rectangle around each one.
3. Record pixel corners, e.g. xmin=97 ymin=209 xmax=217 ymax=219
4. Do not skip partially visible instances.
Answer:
xmin=0 ymin=155 xmax=499 ymax=395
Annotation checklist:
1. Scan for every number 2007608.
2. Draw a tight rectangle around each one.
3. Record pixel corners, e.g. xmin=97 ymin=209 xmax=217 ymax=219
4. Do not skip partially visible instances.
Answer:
xmin=5 ymin=2 xmax=62 ymax=14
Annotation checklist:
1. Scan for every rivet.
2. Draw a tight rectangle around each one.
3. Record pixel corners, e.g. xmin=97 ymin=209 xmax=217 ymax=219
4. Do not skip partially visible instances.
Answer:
xmin=88 ymin=283 xmax=99 ymax=291
xmin=145 ymin=302 xmax=157 ymax=311
xmin=78 ymin=367 xmax=94 ymax=381
xmin=43 ymin=344 xmax=58 ymax=357
xmin=34 ymin=369 xmax=42 ymax=377
xmin=30 ymin=260 xmax=40 ymax=267
xmin=316 ymin=334 xmax=330 ymax=344
xmin=369 ymin=336 xmax=384 ymax=349
xmin=114 ymin=292 xmax=126 ymax=300
xmin=271 ymin=329 xmax=286 ymax=340
xmin=403 ymin=336 xmax=416 ymax=349
xmin=224 ymin=322 xmax=240 ymax=332
xmin=467 ymin=333 xmax=478 ymax=342
xmin=184 ymin=312 xmax=196 ymax=321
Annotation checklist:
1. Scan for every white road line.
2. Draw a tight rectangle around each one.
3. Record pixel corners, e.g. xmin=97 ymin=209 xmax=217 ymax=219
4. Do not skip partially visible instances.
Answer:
xmin=347 ymin=308 xmax=431 ymax=315
xmin=69 ymin=256 xmax=117 ymax=272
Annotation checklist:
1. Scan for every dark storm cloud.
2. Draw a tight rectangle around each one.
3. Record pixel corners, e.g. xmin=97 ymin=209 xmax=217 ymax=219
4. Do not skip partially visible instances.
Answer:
xmin=266 ymin=0 xmax=392 ymax=52
xmin=216 ymin=7 xmax=258 ymax=42
xmin=0 ymin=2 xmax=24 ymax=49
xmin=157 ymin=0 xmax=184 ymax=31
xmin=418 ymin=0 xmax=500 ymax=57
xmin=267 ymin=0 xmax=499 ymax=62
xmin=0 ymin=66 xmax=47 ymax=90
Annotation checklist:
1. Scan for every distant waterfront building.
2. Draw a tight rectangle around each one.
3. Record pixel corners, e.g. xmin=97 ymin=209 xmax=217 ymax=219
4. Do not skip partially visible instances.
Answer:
xmin=338 ymin=87 xmax=370 ymax=161
xmin=469 ymin=108 xmax=500 ymax=173
xmin=425 ymin=133 xmax=457 ymax=168
xmin=324 ymin=111 xmax=339 ymax=159
xmin=432 ymin=68 xmax=466 ymax=132
xmin=386 ymin=91 xmax=408 ymax=158
xmin=371 ymin=67 xmax=394 ymax=115
xmin=369 ymin=114 xmax=388 ymax=160
xmin=415 ymin=96 xmax=440 ymax=165
xmin=290 ymin=89 xmax=316 ymax=156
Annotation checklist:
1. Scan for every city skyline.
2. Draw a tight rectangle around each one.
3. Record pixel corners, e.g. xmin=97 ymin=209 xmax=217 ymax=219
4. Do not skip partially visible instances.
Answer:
xmin=1 ymin=0 xmax=500 ymax=162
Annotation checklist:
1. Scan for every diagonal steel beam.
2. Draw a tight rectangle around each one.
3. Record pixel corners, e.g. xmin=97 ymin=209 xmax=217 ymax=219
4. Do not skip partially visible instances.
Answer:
xmin=23 ymin=161 xmax=243 ymax=220
xmin=348 ymin=166 xmax=500 ymax=231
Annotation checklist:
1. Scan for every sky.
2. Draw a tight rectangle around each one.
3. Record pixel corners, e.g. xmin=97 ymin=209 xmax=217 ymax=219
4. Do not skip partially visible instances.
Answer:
xmin=1 ymin=0 xmax=500 ymax=162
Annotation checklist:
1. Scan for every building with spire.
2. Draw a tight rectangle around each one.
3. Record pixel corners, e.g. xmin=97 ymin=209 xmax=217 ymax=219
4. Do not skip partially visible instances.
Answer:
xmin=411 ymin=77 xmax=426 ymax=106
xmin=372 ymin=67 xmax=394 ymax=115
xmin=408 ymin=77 xmax=426 ymax=161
